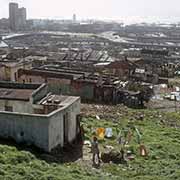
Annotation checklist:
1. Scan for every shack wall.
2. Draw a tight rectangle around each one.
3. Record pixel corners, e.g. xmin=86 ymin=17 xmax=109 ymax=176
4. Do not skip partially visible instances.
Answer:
xmin=47 ymin=78 xmax=71 ymax=95
xmin=0 ymin=112 xmax=49 ymax=151
xmin=0 ymin=100 xmax=33 ymax=113
xmin=11 ymin=63 xmax=32 ymax=82
xmin=18 ymin=74 xmax=45 ymax=84
xmin=71 ymin=81 xmax=94 ymax=101
xmin=48 ymin=98 xmax=80 ymax=151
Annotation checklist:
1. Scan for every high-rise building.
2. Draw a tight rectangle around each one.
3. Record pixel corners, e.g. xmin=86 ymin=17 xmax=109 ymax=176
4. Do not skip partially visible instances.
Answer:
xmin=73 ymin=14 xmax=76 ymax=23
xmin=9 ymin=3 xmax=27 ymax=31
xmin=9 ymin=3 xmax=19 ymax=31
xmin=18 ymin=7 xmax=27 ymax=28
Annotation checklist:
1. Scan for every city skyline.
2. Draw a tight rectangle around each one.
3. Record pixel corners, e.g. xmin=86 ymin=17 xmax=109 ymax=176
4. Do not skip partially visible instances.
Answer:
xmin=1 ymin=0 xmax=180 ymax=23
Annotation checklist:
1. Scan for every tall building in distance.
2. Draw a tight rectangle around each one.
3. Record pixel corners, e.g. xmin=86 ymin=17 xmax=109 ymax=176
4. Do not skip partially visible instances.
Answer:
xmin=9 ymin=3 xmax=27 ymax=31
xmin=18 ymin=7 xmax=27 ymax=28
xmin=9 ymin=2 xmax=19 ymax=31
xmin=73 ymin=14 xmax=77 ymax=23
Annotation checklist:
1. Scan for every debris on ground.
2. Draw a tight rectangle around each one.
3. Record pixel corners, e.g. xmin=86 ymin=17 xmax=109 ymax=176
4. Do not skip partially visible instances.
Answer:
xmin=104 ymin=145 xmax=114 ymax=150
xmin=84 ymin=140 xmax=91 ymax=147
xmin=105 ymin=128 xmax=113 ymax=138
xmin=139 ymin=144 xmax=148 ymax=157
xmin=101 ymin=149 xmax=127 ymax=164
xmin=81 ymin=104 xmax=128 ymax=120
xmin=96 ymin=128 xmax=105 ymax=139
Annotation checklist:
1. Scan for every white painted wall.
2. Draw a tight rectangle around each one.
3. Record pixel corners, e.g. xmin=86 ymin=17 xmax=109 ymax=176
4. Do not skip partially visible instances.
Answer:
xmin=0 ymin=112 xmax=49 ymax=151
xmin=68 ymin=100 xmax=81 ymax=142
xmin=0 ymin=95 xmax=80 ymax=152
xmin=48 ymin=98 xmax=80 ymax=151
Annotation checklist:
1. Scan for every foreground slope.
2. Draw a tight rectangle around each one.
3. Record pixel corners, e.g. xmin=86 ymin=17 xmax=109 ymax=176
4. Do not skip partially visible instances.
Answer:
xmin=0 ymin=105 xmax=179 ymax=180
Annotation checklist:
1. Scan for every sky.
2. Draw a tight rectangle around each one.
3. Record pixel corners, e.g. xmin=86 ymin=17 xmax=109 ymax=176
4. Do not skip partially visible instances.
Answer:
xmin=1 ymin=0 xmax=180 ymax=23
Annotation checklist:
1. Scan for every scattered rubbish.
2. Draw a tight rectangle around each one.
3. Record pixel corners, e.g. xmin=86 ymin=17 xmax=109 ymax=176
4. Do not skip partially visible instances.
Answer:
xmin=126 ymin=150 xmax=135 ymax=160
xmin=124 ymin=144 xmax=130 ymax=148
xmin=101 ymin=149 xmax=126 ymax=164
xmin=135 ymin=127 xmax=142 ymax=144
xmin=127 ymin=155 xmax=135 ymax=161
xmin=160 ymin=84 xmax=168 ymax=89
xmin=96 ymin=128 xmax=105 ymax=139
xmin=152 ymin=95 xmax=164 ymax=100
xmin=175 ymin=86 xmax=180 ymax=92
xmin=104 ymin=145 xmax=114 ymax=150
xmin=91 ymin=128 xmax=96 ymax=135
xmin=84 ymin=140 xmax=91 ymax=147
xmin=117 ymin=136 xmax=126 ymax=145
xmin=126 ymin=150 xmax=132 ymax=155
xmin=105 ymin=128 xmax=113 ymax=138
xmin=81 ymin=104 xmax=128 ymax=120
xmin=96 ymin=115 xmax=100 ymax=120
xmin=139 ymin=144 xmax=148 ymax=157
xmin=139 ymin=114 xmax=144 ymax=121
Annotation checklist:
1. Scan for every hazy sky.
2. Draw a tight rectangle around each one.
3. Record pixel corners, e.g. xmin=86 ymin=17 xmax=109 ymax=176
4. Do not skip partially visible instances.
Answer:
xmin=1 ymin=0 xmax=180 ymax=23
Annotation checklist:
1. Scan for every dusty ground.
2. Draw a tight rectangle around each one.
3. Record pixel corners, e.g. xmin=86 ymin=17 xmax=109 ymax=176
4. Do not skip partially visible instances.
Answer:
xmin=147 ymin=99 xmax=180 ymax=112
xmin=81 ymin=103 xmax=131 ymax=120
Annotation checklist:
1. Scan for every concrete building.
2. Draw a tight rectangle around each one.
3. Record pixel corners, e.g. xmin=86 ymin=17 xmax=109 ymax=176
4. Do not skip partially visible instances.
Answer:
xmin=0 ymin=18 xmax=9 ymax=30
xmin=0 ymin=60 xmax=32 ymax=82
xmin=0 ymin=82 xmax=81 ymax=152
xmin=25 ymin=56 xmax=47 ymax=68
xmin=106 ymin=60 xmax=134 ymax=78
xmin=73 ymin=14 xmax=77 ymax=23
xmin=17 ymin=68 xmax=84 ymax=94
xmin=0 ymin=41 xmax=8 ymax=48
xmin=9 ymin=3 xmax=19 ymax=31
xmin=18 ymin=7 xmax=27 ymax=29
xmin=9 ymin=3 xmax=27 ymax=31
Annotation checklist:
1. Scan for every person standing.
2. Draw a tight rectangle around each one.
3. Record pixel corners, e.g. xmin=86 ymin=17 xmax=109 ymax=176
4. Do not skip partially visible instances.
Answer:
xmin=91 ymin=136 xmax=100 ymax=165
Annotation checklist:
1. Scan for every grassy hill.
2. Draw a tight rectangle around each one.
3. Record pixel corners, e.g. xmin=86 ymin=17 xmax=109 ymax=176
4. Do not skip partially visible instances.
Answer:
xmin=0 ymin=105 xmax=179 ymax=180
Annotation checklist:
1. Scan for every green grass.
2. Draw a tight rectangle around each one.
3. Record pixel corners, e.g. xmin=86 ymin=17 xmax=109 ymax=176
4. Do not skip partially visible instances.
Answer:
xmin=0 ymin=145 xmax=105 ymax=180
xmin=82 ymin=109 xmax=180 ymax=180
xmin=0 ymin=109 xmax=179 ymax=180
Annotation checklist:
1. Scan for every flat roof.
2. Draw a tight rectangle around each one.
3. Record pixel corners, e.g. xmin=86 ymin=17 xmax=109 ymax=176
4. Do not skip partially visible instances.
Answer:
xmin=39 ymin=94 xmax=79 ymax=106
xmin=0 ymin=88 xmax=34 ymax=101
xmin=18 ymin=69 xmax=83 ymax=80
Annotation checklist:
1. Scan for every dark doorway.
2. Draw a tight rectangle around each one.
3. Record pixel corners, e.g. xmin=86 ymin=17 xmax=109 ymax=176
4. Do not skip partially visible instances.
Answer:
xmin=63 ymin=113 xmax=69 ymax=144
